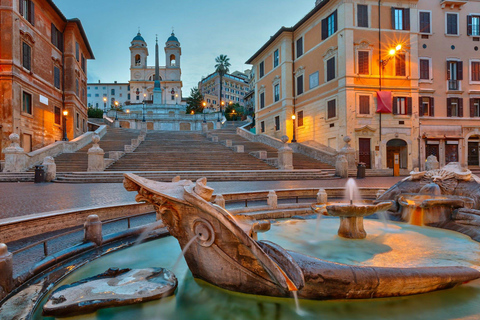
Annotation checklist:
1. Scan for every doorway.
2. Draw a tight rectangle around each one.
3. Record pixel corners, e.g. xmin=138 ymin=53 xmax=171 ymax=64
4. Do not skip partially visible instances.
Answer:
xmin=386 ymin=139 xmax=407 ymax=169
xmin=22 ymin=133 xmax=32 ymax=152
xmin=468 ymin=138 xmax=479 ymax=166
xmin=358 ymin=138 xmax=371 ymax=169
xmin=445 ymin=141 xmax=459 ymax=163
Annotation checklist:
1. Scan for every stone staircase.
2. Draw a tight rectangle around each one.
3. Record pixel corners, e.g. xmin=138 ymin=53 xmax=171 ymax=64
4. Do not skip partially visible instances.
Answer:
xmin=106 ymin=129 xmax=275 ymax=171
xmin=211 ymin=126 xmax=334 ymax=170
xmin=27 ymin=127 xmax=142 ymax=172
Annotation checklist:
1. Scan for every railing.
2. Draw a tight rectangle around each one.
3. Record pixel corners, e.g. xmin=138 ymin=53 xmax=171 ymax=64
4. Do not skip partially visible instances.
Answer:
xmin=448 ymin=80 xmax=460 ymax=91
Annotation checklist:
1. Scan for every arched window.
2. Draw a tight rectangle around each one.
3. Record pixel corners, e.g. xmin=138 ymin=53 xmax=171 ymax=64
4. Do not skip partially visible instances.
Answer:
xmin=135 ymin=54 xmax=141 ymax=66
xmin=170 ymin=54 xmax=176 ymax=67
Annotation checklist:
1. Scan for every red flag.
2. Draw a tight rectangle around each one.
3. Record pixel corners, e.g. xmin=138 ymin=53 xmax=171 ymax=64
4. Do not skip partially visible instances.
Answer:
xmin=376 ymin=91 xmax=392 ymax=113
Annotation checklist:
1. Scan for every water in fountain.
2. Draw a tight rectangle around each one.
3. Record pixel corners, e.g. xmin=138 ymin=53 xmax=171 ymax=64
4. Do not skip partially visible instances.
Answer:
xmin=171 ymin=235 xmax=199 ymax=275
xmin=345 ymin=178 xmax=361 ymax=205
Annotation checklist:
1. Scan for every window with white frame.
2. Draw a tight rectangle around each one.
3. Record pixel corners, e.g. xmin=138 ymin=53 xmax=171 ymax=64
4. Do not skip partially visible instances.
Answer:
xmin=471 ymin=60 xmax=480 ymax=82
xmin=358 ymin=51 xmax=369 ymax=75
xmin=296 ymin=37 xmax=303 ymax=58
xmin=274 ymin=84 xmax=280 ymax=102
xmin=327 ymin=99 xmax=336 ymax=119
xmin=419 ymin=11 xmax=431 ymax=34
xmin=326 ymin=57 xmax=335 ymax=81
xmin=468 ymin=15 xmax=480 ymax=36
xmin=296 ymin=75 xmax=304 ymax=95
xmin=357 ymin=5 xmax=368 ymax=28
xmin=359 ymin=95 xmax=369 ymax=114
xmin=273 ymin=49 xmax=279 ymax=68
xmin=419 ymin=58 xmax=430 ymax=80
xmin=446 ymin=13 xmax=459 ymax=35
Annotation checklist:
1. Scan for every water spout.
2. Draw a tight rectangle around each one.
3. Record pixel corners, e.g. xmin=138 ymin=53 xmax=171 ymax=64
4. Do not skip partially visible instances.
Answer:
xmin=345 ymin=178 xmax=361 ymax=205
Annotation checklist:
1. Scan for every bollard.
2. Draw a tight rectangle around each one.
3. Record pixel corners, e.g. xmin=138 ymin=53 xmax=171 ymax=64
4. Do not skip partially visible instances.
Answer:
xmin=214 ymin=194 xmax=226 ymax=208
xmin=42 ymin=156 xmax=56 ymax=182
xmin=0 ymin=243 xmax=13 ymax=300
xmin=234 ymin=145 xmax=244 ymax=153
xmin=267 ymin=190 xmax=278 ymax=209
xmin=84 ymin=215 xmax=103 ymax=246
xmin=317 ymin=189 xmax=328 ymax=204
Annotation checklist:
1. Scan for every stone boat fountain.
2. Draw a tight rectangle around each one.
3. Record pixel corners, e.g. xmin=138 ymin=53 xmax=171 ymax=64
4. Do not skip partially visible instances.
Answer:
xmin=110 ymin=173 xmax=480 ymax=301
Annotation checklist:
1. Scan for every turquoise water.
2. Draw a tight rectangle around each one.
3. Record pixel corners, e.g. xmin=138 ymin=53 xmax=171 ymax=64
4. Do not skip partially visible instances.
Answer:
xmin=33 ymin=219 xmax=480 ymax=320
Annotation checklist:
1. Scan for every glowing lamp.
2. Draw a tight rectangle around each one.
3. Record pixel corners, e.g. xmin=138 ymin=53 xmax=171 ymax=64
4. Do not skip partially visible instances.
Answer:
xmin=292 ymin=115 xmax=296 ymax=120
xmin=63 ymin=110 xmax=68 ymax=116
xmin=395 ymin=44 xmax=402 ymax=51
xmin=389 ymin=49 xmax=396 ymax=56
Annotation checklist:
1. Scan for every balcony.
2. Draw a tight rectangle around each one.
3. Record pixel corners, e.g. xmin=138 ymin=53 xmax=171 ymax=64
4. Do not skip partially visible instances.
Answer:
xmin=440 ymin=0 xmax=467 ymax=9
xmin=448 ymin=80 xmax=460 ymax=91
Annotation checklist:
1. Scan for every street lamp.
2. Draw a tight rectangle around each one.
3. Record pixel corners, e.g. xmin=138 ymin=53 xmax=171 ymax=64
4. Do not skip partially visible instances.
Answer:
xmin=142 ymin=93 xmax=146 ymax=122
xmin=202 ymin=101 xmax=207 ymax=123
xmin=103 ymin=97 xmax=107 ymax=114
xmin=62 ymin=110 xmax=69 ymax=141
xmin=291 ymin=114 xmax=297 ymax=143
xmin=114 ymin=101 xmax=119 ymax=120
xmin=380 ymin=44 xmax=402 ymax=69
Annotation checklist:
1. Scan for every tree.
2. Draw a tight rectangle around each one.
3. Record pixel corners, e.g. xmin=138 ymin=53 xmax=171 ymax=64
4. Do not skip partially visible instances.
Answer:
xmin=87 ymin=107 xmax=103 ymax=119
xmin=224 ymin=103 xmax=244 ymax=121
xmin=186 ymin=87 xmax=204 ymax=114
xmin=214 ymin=54 xmax=231 ymax=114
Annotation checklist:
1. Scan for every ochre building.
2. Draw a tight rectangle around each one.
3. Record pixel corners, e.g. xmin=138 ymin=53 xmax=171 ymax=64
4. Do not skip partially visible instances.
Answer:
xmin=0 ymin=0 xmax=94 ymax=160
xmin=246 ymin=0 xmax=480 ymax=170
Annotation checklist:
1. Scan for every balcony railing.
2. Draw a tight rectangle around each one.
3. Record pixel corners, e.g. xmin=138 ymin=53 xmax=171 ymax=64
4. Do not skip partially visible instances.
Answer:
xmin=448 ymin=80 xmax=460 ymax=91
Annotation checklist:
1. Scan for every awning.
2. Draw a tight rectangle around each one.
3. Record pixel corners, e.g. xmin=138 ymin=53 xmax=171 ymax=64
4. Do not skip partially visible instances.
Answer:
xmin=421 ymin=125 xmax=463 ymax=139
xmin=376 ymin=91 xmax=392 ymax=113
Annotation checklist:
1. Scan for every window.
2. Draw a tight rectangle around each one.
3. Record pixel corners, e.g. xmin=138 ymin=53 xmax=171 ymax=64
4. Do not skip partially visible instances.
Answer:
xmin=260 ymin=92 xmax=265 ymax=109
xmin=275 ymin=116 xmax=280 ymax=131
xmin=296 ymin=75 xmax=304 ymax=95
xmin=468 ymin=15 xmax=480 ymax=36
xmin=446 ymin=13 xmax=458 ymax=35
xmin=95 ymin=94 xmax=99 ymax=97
xmin=136 ymin=95 xmax=139 ymax=101
xmin=419 ymin=11 xmax=431 ymax=33
xmin=296 ymin=37 xmax=303 ymax=58
xmin=309 ymin=71 xmax=319 ymax=89
xmin=447 ymin=60 xmax=463 ymax=90
xmin=357 ymin=5 xmax=368 ymax=28
xmin=471 ymin=61 xmax=480 ymax=81
xmin=111 ymin=88 xmax=115 ymax=95
xmin=19 ymin=0 xmax=34 ymax=25
xmin=326 ymin=57 xmax=335 ymax=81
xmin=22 ymin=91 xmax=32 ymax=114
xmin=273 ymin=49 xmax=279 ymax=68
xmin=471 ymin=98 xmax=480 ymax=117
xmin=54 ymin=66 xmax=61 ymax=89
xmin=395 ymin=54 xmax=406 ymax=76
xmin=76 ymin=113 xmax=79 ymax=128
xmin=81 ymin=54 xmax=85 ymax=72
xmin=358 ymin=51 xmax=369 ymax=75
xmin=393 ymin=97 xmax=412 ymax=115
xmin=391 ymin=8 xmax=410 ymax=30
xmin=327 ymin=99 xmax=336 ymax=119
xmin=419 ymin=97 xmax=434 ymax=116
xmin=171 ymin=95 xmax=175 ymax=100
xmin=75 ymin=42 xmax=80 ymax=61
xmin=447 ymin=98 xmax=463 ymax=117
xmin=297 ymin=111 xmax=304 ymax=127
xmin=75 ymin=78 xmax=79 ymax=96
xmin=419 ymin=59 xmax=430 ymax=80
xmin=259 ymin=61 xmax=264 ymax=78
xmin=322 ymin=11 xmax=338 ymax=40
xmin=22 ymin=42 xmax=31 ymax=70
xmin=359 ymin=96 xmax=370 ymax=114
xmin=274 ymin=84 xmax=280 ymax=102
xmin=51 ymin=23 xmax=63 ymax=51
xmin=54 ymin=106 xmax=61 ymax=125
xmin=260 ymin=121 xmax=265 ymax=133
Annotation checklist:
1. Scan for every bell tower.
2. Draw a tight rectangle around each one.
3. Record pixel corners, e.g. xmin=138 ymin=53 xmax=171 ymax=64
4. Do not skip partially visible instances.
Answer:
xmin=165 ymin=32 xmax=181 ymax=79
xmin=130 ymin=32 xmax=148 ymax=69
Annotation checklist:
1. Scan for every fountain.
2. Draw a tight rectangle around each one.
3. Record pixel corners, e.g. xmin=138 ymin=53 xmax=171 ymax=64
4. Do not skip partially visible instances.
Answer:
xmin=311 ymin=178 xmax=392 ymax=239
xmin=377 ymin=162 xmax=480 ymax=226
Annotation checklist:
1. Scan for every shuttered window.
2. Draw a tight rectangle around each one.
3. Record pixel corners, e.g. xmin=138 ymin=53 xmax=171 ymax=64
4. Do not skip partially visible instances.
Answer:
xmin=357 ymin=5 xmax=368 ymax=28
xmin=467 ymin=15 xmax=480 ymax=36
xmin=471 ymin=98 xmax=480 ymax=117
xmin=358 ymin=51 xmax=369 ymax=75
xmin=322 ymin=11 xmax=338 ymax=40
xmin=275 ymin=116 xmax=280 ymax=131
xmin=51 ymin=23 xmax=63 ymax=51
xmin=392 ymin=97 xmax=412 ymax=115
xmin=419 ymin=59 xmax=430 ymax=80
xmin=296 ymin=38 xmax=303 ymax=58
xmin=54 ymin=106 xmax=61 ymax=125
xmin=260 ymin=92 xmax=265 ymax=109
xmin=471 ymin=61 xmax=480 ymax=81
xmin=261 ymin=121 xmax=265 ymax=133
xmin=326 ymin=57 xmax=335 ymax=81
xmin=359 ymin=96 xmax=370 ymax=114
xmin=54 ymin=66 xmax=61 ymax=89
xmin=19 ymin=0 xmax=34 ymax=26
xmin=22 ymin=91 xmax=32 ymax=114
xmin=297 ymin=75 xmax=304 ymax=95
xmin=419 ymin=97 xmax=434 ymax=116
xmin=22 ymin=42 xmax=31 ymax=70
xmin=446 ymin=13 xmax=458 ymax=35
xmin=395 ymin=54 xmax=406 ymax=76
xmin=327 ymin=99 xmax=336 ymax=119
xmin=419 ymin=11 xmax=431 ymax=33
xmin=298 ymin=111 xmax=304 ymax=127
xmin=391 ymin=8 xmax=410 ymax=30
xmin=447 ymin=98 xmax=463 ymax=117
xmin=259 ymin=61 xmax=264 ymax=78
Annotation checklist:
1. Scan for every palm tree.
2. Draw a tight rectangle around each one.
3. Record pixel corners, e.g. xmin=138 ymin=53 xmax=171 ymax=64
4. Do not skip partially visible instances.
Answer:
xmin=214 ymin=54 xmax=231 ymax=116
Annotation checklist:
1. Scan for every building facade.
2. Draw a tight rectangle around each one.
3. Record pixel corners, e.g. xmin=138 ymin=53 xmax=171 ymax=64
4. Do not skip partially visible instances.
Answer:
xmin=0 ymin=0 xmax=94 ymax=159
xmin=198 ymin=71 xmax=250 ymax=111
xmin=87 ymin=81 xmax=130 ymax=110
xmin=128 ymin=32 xmax=183 ymax=106
xmin=246 ymin=0 xmax=480 ymax=170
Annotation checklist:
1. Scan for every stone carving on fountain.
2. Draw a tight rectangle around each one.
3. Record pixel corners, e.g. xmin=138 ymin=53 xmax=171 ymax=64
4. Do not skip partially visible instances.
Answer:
xmin=378 ymin=161 xmax=480 ymax=225
xmin=124 ymin=173 xmax=480 ymax=300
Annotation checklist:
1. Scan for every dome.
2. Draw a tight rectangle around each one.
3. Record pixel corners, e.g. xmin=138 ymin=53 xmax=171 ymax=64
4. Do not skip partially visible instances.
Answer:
xmin=167 ymin=32 xmax=179 ymax=43
xmin=132 ymin=32 xmax=145 ymax=42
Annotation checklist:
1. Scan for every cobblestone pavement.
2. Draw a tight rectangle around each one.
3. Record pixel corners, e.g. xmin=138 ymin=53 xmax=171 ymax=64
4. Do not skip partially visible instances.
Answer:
xmin=0 ymin=177 xmax=404 ymax=219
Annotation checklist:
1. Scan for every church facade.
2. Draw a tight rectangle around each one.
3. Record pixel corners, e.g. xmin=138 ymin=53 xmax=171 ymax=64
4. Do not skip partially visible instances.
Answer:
xmin=128 ymin=32 xmax=183 ymax=106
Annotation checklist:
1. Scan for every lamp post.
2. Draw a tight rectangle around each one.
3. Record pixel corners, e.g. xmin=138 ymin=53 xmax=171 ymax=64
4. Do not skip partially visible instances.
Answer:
xmin=103 ymin=97 xmax=107 ymax=115
xmin=291 ymin=114 xmax=297 ymax=143
xmin=203 ymin=101 xmax=207 ymax=123
xmin=114 ymin=101 xmax=119 ymax=120
xmin=142 ymin=93 xmax=146 ymax=122
xmin=62 ymin=110 xmax=69 ymax=141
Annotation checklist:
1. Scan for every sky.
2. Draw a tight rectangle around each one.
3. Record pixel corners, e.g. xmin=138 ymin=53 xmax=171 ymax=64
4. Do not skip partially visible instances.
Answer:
xmin=55 ymin=0 xmax=315 ymax=94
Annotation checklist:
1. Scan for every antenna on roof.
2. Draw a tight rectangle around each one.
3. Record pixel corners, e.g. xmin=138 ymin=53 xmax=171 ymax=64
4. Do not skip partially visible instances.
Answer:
xmin=138 ymin=27 xmax=140 ymax=33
